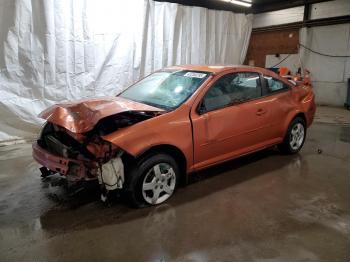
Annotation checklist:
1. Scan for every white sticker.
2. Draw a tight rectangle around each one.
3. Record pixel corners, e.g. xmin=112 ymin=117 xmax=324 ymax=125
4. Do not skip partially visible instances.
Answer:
xmin=184 ymin=72 xmax=207 ymax=79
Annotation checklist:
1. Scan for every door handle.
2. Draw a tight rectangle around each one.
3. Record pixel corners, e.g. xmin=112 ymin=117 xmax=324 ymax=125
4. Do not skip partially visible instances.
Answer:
xmin=256 ymin=108 xmax=266 ymax=116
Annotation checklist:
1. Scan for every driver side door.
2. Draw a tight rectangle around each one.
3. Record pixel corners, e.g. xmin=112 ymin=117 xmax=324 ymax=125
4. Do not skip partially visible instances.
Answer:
xmin=190 ymin=71 xmax=270 ymax=170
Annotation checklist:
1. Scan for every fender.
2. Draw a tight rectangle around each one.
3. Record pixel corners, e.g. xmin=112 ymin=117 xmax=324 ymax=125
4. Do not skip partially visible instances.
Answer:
xmin=102 ymin=105 xmax=194 ymax=171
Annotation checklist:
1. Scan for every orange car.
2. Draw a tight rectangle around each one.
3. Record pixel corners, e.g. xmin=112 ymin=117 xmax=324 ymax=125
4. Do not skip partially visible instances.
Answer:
xmin=33 ymin=65 xmax=316 ymax=207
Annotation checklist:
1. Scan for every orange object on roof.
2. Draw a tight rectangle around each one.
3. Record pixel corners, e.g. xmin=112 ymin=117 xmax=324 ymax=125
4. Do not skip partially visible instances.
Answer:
xmin=278 ymin=67 xmax=291 ymax=76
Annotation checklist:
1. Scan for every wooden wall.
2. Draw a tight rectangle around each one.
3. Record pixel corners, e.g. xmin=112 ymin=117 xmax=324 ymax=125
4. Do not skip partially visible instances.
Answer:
xmin=245 ymin=29 xmax=300 ymax=67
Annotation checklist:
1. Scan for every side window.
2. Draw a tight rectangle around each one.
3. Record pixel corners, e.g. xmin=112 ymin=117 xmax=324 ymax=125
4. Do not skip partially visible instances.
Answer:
xmin=201 ymin=74 xmax=232 ymax=112
xmin=230 ymin=72 xmax=261 ymax=102
xmin=264 ymin=77 xmax=290 ymax=93
xmin=202 ymin=72 xmax=262 ymax=112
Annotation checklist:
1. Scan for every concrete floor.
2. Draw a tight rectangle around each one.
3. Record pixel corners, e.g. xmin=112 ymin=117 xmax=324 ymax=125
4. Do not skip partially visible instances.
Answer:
xmin=1 ymin=107 xmax=350 ymax=262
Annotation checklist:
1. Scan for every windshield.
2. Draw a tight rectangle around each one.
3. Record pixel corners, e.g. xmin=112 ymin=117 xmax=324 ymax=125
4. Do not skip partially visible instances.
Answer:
xmin=119 ymin=70 xmax=210 ymax=110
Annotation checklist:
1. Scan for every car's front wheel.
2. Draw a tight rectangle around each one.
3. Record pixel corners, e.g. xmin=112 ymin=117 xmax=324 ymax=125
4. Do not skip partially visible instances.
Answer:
xmin=125 ymin=153 xmax=179 ymax=207
xmin=278 ymin=117 xmax=306 ymax=154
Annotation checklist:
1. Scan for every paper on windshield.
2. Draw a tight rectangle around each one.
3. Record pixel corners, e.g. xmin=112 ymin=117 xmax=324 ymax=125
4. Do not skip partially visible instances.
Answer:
xmin=184 ymin=72 xmax=208 ymax=79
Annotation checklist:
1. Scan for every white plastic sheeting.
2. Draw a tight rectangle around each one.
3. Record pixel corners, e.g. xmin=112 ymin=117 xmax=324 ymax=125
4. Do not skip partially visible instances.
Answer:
xmin=0 ymin=0 xmax=253 ymax=142
xmin=300 ymin=25 xmax=350 ymax=106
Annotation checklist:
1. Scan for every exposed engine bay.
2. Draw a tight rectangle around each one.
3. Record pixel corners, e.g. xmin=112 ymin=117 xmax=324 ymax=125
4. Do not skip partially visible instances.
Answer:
xmin=35 ymin=110 xmax=159 ymax=200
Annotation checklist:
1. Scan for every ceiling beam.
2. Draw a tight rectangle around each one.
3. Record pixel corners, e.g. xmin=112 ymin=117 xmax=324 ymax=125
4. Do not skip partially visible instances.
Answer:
xmin=154 ymin=0 xmax=248 ymax=13
xmin=252 ymin=0 xmax=332 ymax=14
xmin=252 ymin=14 xmax=350 ymax=32
xmin=154 ymin=0 xmax=333 ymax=14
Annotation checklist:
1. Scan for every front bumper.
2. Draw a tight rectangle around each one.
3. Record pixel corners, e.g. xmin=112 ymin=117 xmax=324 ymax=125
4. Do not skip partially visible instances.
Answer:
xmin=32 ymin=142 xmax=94 ymax=180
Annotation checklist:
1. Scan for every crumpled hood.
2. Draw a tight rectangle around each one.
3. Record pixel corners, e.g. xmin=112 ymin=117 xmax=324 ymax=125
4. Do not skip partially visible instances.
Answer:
xmin=39 ymin=96 xmax=164 ymax=133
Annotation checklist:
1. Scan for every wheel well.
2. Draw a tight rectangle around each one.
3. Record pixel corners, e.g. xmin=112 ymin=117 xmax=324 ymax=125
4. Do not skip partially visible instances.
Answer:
xmin=136 ymin=145 xmax=188 ymax=185
xmin=281 ymin=112 xmax=307 ymax=140
xmin=294 ymin=112 xmax=307 ymax=125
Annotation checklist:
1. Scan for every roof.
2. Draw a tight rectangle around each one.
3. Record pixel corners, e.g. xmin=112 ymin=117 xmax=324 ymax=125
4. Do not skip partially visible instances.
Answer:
xmin=165 ymin=64 xmax=268 ymax=74
xmin=164 ymin=64 xmax=289 ymax=85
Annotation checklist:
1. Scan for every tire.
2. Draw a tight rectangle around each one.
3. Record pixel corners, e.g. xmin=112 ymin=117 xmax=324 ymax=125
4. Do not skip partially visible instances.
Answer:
xmin=278 ymin=117 xmax=306 ymax=154
xmin=124 ymin=153 xmax=179 ymax=208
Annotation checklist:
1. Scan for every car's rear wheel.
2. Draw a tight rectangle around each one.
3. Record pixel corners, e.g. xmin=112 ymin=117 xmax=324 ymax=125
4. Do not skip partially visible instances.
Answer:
xmin=125 ymin=153 xmax=179 ymax=207
xmin=278 ymin=117 xmax=306 ymax=154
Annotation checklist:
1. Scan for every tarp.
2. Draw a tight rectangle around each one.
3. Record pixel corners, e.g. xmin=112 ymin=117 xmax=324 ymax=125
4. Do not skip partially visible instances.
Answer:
xmin=300 ymin=25 xmax=350 ymax=106
xmin=0 ymin=0 xmax=253 ymax=143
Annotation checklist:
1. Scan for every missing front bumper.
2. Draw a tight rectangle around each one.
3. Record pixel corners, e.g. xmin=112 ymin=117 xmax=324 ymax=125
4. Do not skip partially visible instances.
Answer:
xmin=32 ymin=142 xmax=94 ymax=181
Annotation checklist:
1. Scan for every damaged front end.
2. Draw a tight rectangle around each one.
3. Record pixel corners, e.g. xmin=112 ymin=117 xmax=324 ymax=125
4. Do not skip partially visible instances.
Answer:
xmin=33 ymin=109 xmax=160 ymax=198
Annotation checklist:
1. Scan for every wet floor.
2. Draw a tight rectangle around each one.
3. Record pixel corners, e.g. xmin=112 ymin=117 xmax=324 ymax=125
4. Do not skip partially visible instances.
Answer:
xmin=0 ymin=123 xmax=350 ymax=261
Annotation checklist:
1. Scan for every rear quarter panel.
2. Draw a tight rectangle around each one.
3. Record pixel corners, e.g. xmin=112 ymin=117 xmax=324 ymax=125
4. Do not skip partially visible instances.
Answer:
xmin=280 ymin=83 xmax=316 ymax=138
xmin=260 ymin=69 xmax=316 ymax=138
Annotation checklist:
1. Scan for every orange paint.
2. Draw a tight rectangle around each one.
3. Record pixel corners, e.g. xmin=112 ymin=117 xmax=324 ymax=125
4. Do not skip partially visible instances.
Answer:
xmin=34 ymin=65 xmax=316 ymax=179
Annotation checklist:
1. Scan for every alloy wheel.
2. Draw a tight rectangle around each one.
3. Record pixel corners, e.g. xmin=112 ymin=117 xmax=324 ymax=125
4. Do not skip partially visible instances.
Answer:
xmin=142 ymin=163 xmax=176 ymax=205
xmin=289 ymin=123 xmax=305 ymax=151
